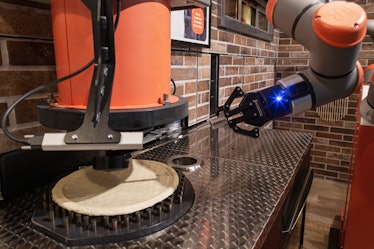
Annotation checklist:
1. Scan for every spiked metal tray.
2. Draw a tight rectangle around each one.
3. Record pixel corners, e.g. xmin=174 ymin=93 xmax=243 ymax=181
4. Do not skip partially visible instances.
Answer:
xmin=0 ymin=123 xmax=312 ymax=249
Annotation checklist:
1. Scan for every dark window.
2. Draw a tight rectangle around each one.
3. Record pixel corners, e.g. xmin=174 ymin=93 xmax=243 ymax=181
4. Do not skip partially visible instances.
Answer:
xmin=220 ymin=0 xmax=273 ymax=41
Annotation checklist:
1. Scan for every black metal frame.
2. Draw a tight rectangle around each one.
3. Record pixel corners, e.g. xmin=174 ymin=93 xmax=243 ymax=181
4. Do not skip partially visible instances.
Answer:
xmin=223 ymin=86 xmax=261 ymax=138
xmin=63 ymin=0 xmax=120 ymax=145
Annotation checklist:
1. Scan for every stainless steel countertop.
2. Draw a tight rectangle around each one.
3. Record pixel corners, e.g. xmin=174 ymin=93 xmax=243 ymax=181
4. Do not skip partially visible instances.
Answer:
xmin=0 ymin=123 xmax=313 ymax=249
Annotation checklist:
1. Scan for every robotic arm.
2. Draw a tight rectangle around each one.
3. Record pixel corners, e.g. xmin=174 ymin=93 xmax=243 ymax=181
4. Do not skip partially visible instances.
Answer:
xmin=224 ymin=0 xmax=366 ymax=137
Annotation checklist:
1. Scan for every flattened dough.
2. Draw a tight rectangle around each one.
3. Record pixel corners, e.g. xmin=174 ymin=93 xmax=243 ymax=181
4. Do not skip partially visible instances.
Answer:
xmin=52 ymin=159 xmax=179 ymax=216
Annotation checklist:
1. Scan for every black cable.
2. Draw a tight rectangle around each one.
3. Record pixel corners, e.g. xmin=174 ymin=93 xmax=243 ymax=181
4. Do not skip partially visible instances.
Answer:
xmin=1 ymin=59 xmax=94 ymax=144
xmin=114 ymin=0 xmax=121 ymax=30
xmin=2 ymin=1 xmax=123 ymax=145
xmin=171 ymin=78 xmax=176 ymax=95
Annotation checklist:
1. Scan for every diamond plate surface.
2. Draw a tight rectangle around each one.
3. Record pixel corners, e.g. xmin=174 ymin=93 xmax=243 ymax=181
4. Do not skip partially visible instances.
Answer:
xmin=146 ymin=125 xmax=312 ymax=169
xmin=0 ymin=124 xmax=312 ymax=249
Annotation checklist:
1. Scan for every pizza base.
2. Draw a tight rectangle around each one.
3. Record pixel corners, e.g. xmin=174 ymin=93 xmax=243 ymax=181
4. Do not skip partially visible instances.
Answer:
xmin=52 ymin=159 xmax=179 ymax=216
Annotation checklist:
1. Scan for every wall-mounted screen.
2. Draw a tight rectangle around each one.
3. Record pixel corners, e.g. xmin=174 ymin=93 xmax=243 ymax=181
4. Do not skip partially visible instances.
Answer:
xmin=171 ymin=7 xmax=210 ymax=47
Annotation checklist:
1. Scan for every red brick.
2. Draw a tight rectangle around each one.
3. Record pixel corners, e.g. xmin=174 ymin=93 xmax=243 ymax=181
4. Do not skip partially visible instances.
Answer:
xmin=329 ymin=140 xmax=353 ymax=148
xmin=199 ymin=92 xmax=210 ymax=104
xmin=0 ymin=4 xmax=52 ymax=39
xmin=326 ymin=165 xmax=350 ymax=174
xmin=341 ymin=161 xmax=351 ymax=167
xmin=310 ymin=162 xmax=326 ymax=169
xmin=330 ymin=127 xmax=355 ymax=135
xmin=199 ymin=67 xmax=210 ymax=79
xmin=291 ymin=117 xmax=316 ymax=124
xmin=171 ymin=68 xmax=197 ymax=81
xmin=337 ymin=173 xmax=349 ymax=181
xmin=234 ymin=35 xmax=247 ymax=46
xmin=342 ymin=148 xmax=353 ymax=155
xmin=220 ymin=56 xmax=233 ymax=65
xmin=314 ymin=144 xmax=341 ymax=153
xmin=233 ymin=57 xmax=243 ymax=65
xmin=224 ymin=66 xmax=240 ymax=76
xmin=311 ymin=149 xmax=327 ymax=157
xmin=197 ymin=104 xmax=209 ymax=118
xmin=7 ymin=40 xmax=55 ymax=65
xmin=174 ymin=84 xmax=184 ymax=95
xmin=316 ymin=132 xmax=342 ymax=140
xmin=210 ymin=28 xmax=218 ymax=40
xmin=232 ymin=76 xmax=242 ymax=85
xmin=184 ymin=54 xmax=197 ymax=66
xmin=304 ymin=124 xmax=329 ymax=132
xmin=313 ymin=169 xmax=338 ymax=178
xmin=227 ymin=44 xmax=240 ymax=54
xmin=188 ymin=109 xmax=197 ymax=124
xmin=313 ymin=156 xmax=340 ymax=166
xmin=171 ymin=52 xmax=184 ymax=65
xmin=219 ymin=30 xmax=235 ymax=43
xmin=246 ymin=38 xmax=257 ymax=47
xmin=326 ymin=152 xmax=351 ymax=161
xmin=0 ymin=71 xmax=56 ymax=97
xmin=343 ymin=135 xmax=353 ymax=142
xmin=186 ymin=95 xmax=196 ymax=108
xmin=198 ymin=54 xmax=210 ymax=66
xmin=249 ymin=82 xmax=260 ymax=90
xmin=219 ymin=77 xmax=232 ymax=87
xmin=185 ymin=81 xmax=197 ymax=94
xmin=197 ymin=80 xmax=209 ymax=91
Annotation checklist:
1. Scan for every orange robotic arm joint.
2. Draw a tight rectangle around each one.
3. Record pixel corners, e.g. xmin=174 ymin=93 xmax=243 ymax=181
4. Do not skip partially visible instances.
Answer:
xmin=225 ymin=0 xmax=367 ymax=136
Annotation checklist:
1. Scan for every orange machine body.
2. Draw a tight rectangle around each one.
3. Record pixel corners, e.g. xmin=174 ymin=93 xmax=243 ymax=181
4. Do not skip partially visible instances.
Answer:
xmin=50 ymin=0 xmax=178 ymax=110
xmin=343 ymin=86 xmax=374 ymax=248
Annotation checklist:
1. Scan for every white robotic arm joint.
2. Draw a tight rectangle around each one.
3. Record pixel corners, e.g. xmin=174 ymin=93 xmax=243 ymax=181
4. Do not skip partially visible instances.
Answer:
xmin=224 ymin=0 xmax=367 ymax=137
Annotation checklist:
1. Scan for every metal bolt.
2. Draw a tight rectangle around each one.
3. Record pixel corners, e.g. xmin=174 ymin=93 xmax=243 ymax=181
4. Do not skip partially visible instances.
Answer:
xmin=76 ymin=214 xmax=82 ymax=226
xmin=49 ymin=210 xmax=55 ymax=227
xmin=72 ymin=134 xmax=78 ymax=140
xmin=63 ymin=216 xmax=69 ymax=229
xmin=163 ymin=93 xmax=170 ymax=105
xmin=123 ymin=215 xmax=129 ymax=227
xmin=83 ymin=216 xmax=89 ymax=229
xmin=91 ymin=219 xmax=97 ymax=232
xmin=104 ymin=216 xmax=110 ymax=228
xmin=108 ymin=134 xmax=113 ymax=139
xmin=112 ymin=218 xmax=118 ymax=233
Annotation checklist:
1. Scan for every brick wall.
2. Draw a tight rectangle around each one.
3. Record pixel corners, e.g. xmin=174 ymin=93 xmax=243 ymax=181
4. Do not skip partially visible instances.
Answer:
xmin=0 ymin=1 xmax=56 ymax=154
xmin=171 ymin=0 xmax=278 ymax=126
xmin=273 ymin=1 xmax=374 ymax=182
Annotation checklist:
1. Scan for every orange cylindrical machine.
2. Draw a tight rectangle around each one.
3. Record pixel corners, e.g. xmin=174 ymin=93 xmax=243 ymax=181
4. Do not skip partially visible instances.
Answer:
xmin=342 ymin=81 xmax=374 ymax=248
xmin=41 ymin=0 xmax=187 ymax=131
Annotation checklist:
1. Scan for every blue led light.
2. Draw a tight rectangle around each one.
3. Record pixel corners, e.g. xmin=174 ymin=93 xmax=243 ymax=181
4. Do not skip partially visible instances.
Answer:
xmin=275 ymin=95 xmax=283 ymax=102
xmin=259 ymin=85 xmax=292 ymax=119
xmin=269 ymin=89 xmax=286 ymax=107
